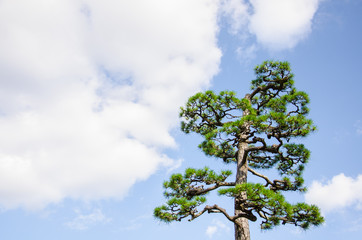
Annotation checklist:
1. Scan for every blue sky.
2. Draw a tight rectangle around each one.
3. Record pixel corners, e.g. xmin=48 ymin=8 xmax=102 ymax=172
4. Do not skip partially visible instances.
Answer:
xmin=0 ymin=0 xmax=361 ymax=239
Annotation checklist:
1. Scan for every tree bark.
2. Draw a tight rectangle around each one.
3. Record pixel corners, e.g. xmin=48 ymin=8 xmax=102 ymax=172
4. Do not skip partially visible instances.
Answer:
xmin=234 ymin=139 xmax=250 ymax=240
xmin=234 ymin=217 xmax=250 ymax=240
xmin=234 ymin=95 xmax=251 ymax=240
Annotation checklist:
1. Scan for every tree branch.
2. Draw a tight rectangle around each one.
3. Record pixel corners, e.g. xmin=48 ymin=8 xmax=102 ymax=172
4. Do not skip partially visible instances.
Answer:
xmin=188 ymin=182 xmax=235 ymax=196
xmin=189 ymin=204 xmax=257 ymax=222
xmin=248 ymin=167 xmax=274 ymax=186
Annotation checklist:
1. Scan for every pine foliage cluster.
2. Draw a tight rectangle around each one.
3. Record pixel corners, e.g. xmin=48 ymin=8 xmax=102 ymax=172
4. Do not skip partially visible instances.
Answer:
xmin=154 ymin=61 xmax=324 ymax=231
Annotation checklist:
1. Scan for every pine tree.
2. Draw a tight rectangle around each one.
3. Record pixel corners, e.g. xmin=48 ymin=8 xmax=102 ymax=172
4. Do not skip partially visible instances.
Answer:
xmin=154 ymin=61 xmax=324 ymax=240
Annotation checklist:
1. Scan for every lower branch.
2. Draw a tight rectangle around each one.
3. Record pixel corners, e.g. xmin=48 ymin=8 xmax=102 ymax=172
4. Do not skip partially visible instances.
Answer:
xmin=190 ymin=204 xmax=256 ymax=222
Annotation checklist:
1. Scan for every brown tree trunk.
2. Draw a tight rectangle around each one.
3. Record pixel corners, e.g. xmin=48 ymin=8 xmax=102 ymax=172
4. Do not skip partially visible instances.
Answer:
xmin=234 ymin=140 xmax=250 ymax=240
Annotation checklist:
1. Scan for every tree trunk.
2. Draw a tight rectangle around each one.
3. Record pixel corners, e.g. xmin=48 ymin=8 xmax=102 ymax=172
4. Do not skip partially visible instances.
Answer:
xmin=233 ymin=95 xmax=252 ymax=240
xmin=234 ymin=217 xmax=250 ymax=240
xmin=234 ymin=139 xmax=250 ymax=240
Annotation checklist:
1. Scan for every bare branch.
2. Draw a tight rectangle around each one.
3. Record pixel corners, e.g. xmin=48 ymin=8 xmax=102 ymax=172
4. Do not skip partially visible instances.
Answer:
xmin=248 ymin=167 xmax=273 ymax=186
xmin=190 ymin=204 xmax=257 ymax=222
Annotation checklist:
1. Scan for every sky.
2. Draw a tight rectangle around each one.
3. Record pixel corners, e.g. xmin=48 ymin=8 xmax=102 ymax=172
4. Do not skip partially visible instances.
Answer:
xmin=0 ymin=0 xmax=361 ymax=239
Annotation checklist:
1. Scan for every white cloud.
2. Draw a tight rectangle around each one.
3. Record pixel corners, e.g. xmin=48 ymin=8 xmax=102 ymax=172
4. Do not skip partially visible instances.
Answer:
xmin=249 ymin=0 xmax=321 ymax=50
xmin=305 ymin=174 xmax=362 ymax=213
xmin=220 ymin=0 xmax=322 ymax=50
xmin=220 ymin=0 xmax=250 ymax=35
xmin=0 ymin=0 xmax=221 ymax=210
xmin=65 ymin=208 xmax=111 ymax=230
xmin=205 ymin=219 xmax=231 ymax=238
xmin=0 ymin=0 xmax=324 ymax=211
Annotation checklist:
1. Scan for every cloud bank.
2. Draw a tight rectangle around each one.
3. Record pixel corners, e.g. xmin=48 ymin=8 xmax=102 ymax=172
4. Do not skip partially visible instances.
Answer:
xmin=306 ymin=174 xmax=362 ymax=213
xmin=0 ymin=0 xmax=321 ymax=210
xmin=0 ymin=0 xmax=221 ymax=210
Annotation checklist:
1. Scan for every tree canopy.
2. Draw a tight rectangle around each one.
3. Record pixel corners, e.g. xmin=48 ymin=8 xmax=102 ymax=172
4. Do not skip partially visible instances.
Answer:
xmin=154 ymin=61 xmax=324 ymax=239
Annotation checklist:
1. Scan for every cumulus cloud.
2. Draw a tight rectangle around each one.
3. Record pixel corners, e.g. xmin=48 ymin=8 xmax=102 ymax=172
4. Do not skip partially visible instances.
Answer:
xmin=205 ymin=219 xmax=231 ymax=238
xmin=220 ymin=0 xmax=250 ymax=35
xmin=0 ymin=0 xmax=221 ymax=210
xmin=305 ymin=174 xmax=362 ymax=213
xmin=65 ymin=209 xmax=111 ymax=230
xmin=0 ymin=0 xmax=323 ymax=211
xmin=221 ymin=0 xmax=322 ymax=50
xmin=249 ymin=0 xmax=321 ymax=50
